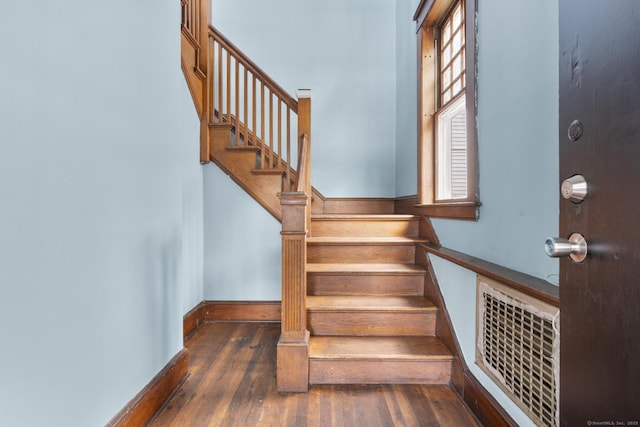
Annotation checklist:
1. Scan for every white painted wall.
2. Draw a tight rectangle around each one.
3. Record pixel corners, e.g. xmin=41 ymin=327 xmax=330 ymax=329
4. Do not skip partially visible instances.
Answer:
xmin=211 ymin=0 xmax=398 ymax=198
xmin=0 ymin=1 xmax=203 ymax=425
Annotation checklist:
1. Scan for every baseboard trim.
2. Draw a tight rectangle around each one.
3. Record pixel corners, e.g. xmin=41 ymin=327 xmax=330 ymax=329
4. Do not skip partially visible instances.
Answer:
xmin=418 ymin=249 xmax=517 ymax=427
xmin=183 ymin=301 xmax=206 ymax=339
xmin=463 ymin=372 xmax=517 ymax=427
xmin=204 ymin=300 xmax=281 ymax=322
xmin=106 ymin=348 xmax=189 ymax=427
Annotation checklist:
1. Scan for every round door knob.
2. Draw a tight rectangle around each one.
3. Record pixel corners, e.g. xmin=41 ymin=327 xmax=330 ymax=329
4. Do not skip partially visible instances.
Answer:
xmin=561 ymin=175 xmax=588 ymax=203
xmin=545 ymin=233 xmax=588 ymax=262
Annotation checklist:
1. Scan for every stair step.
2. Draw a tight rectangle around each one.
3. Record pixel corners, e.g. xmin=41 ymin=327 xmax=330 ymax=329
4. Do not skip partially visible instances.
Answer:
xmin=226 ymin=145 xmax=258 ymax=152
xmin=307 ymin=296 xmax=437 ymax=336
xmin=307 ymin=237 xmax=428 ymax=264
xmin=252 ymin=168 xmax=285 ymax=175
xmin=310 ymin=214 xmax=420 ymax=238
xmin=307 ymin=263 xmax=426 ymax=296
xmin=309 ymin=336 xmax=452 ymax=384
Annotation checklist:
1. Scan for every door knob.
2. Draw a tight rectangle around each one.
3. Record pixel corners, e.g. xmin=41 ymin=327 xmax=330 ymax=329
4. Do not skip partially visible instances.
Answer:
xmin=561 ymin=175 xmax=588 ymax=203
xmin=545 ymin=233 xmax=588 ymax=262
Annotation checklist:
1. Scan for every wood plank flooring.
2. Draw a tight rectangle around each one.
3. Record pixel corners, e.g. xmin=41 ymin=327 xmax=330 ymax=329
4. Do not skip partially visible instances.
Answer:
xmin=149 ymin=322 xmax=481 ymax=426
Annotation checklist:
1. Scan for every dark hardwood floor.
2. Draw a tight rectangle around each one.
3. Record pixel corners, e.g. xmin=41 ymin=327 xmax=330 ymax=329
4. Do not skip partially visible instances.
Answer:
xmin=149 ymin=322 xmax=481 ymax=426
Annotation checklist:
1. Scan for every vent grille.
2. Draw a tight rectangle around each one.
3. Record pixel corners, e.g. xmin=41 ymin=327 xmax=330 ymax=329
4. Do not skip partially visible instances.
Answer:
xmin=476 ymin=276 xmax=559 ymax=427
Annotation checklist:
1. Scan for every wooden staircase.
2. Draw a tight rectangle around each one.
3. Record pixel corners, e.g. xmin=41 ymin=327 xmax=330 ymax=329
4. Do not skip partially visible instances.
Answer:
xmin=305 ymin=214 xmax=452 ymax=385
xmin=180 ymin=3 xmax=452 ymax=391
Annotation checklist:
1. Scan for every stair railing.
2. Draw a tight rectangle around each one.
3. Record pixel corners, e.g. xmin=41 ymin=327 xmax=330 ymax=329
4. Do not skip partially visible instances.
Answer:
xmin=208 ymin=26 xmax=299 ymax=187
xmin=205 ymin=23 xmax=313 ymax=391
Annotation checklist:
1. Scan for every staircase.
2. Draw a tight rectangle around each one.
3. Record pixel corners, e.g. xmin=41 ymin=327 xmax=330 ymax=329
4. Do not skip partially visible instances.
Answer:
xmin=180 ymin=1 xmax=452 ymax=391
xmin=306 ymin=214 xmax=452 ymax=385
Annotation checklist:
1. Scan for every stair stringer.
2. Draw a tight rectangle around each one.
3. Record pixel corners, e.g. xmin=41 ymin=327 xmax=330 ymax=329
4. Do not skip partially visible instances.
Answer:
xmin=209 ymin=123 xmax=325 ymax=222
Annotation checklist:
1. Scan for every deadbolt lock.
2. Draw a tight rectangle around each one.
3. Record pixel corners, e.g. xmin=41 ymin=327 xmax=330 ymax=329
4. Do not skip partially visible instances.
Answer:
xmin=561 ymin=175 xmax=588 ymax=203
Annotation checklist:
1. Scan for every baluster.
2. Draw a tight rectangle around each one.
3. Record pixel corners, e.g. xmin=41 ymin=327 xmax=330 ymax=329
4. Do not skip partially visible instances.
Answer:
xmin=269 ymin=90 xmax=274 ymax=169
xmin=235 ymin=59 xmax=239 ymax=141
xmin=277 ymin=100 xmax=282 ymax=169
xmin=225 ymin=50 xmax=231 ymax=123
xmin=209 ymin=36 xmax=215 ymax=123
xmin=286 ymin=108 xmax=291 ymax=190
xmin=243 ymin=67 xmax=248 ymax=145
xmin=252 ymin=75 xmax=257 ymax=145
xmin=260 ymin=82 xmax=265 ymax=169
xmin=217 ymin=43 xmax=222 ymax=121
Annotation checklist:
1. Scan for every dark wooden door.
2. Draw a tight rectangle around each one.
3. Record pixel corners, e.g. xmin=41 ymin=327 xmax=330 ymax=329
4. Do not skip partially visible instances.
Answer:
xmin=559 ymin=1 xmax=640 ymax=424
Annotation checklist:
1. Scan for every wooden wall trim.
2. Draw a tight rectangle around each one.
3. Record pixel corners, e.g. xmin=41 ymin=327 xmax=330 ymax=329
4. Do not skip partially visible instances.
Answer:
xmin=422 ymin=243 xmax=559 ymax=307
xmin=106 ymin=348 xmax=189 ymax=427
xmin=183 ymin=301 xmax=206 ymax=339
xmin=183 ymin=301 xmax=282 ymax=339
xmin=417 ymin=247 xmax=519 ymax=427
xmin=203 ymin=301 xmax=281 ymax=322
xmin=463 ymin=373 xmax=518 ymax=427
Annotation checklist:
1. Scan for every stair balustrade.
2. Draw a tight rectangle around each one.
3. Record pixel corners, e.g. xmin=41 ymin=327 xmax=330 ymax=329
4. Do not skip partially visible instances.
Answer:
xmin=208 ymin=26 xmax=301 ymax=190
xmin=183 ymin=12 xmax=313 ymax=389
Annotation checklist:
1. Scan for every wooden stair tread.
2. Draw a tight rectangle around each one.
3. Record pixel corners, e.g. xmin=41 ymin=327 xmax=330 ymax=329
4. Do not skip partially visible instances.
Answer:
xmin=307 ymin=236 xmax=429 ymax=245
xmin=309 ymin=336 xmax=452 ymax=360
xmin=307 ymin=295 xmax=436 ymax=311
xmin=225 ymin=145 xmax=258 ymax=152
xmin=252 ymin=168 xmax=285 ymax=175
xmin=311 ymin=214 xmax=420 ymax=220
xmin=307 ymin=263 xmax=426 ymax=275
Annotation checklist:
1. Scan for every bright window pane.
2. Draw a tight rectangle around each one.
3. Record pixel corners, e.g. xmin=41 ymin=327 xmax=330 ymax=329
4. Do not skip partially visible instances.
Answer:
xmin=437 ymin=94 xmax=467 ymax=200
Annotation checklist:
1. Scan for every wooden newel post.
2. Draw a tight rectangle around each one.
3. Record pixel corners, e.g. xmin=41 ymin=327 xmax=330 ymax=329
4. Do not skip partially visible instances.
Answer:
xmin=278 ymin=192 xmax=310 ymax=392
xmin=277 ymin=90 xmax=312 ymax=392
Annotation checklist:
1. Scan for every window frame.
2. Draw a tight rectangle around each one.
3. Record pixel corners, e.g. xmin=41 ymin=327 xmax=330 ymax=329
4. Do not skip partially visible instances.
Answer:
xmin=415 ymin=0 xmax=479 ymax=220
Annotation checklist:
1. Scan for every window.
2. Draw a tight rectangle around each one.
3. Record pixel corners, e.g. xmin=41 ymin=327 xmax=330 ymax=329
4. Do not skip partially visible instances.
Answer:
xmin=415 ymin=0 xmax=478 ymax=219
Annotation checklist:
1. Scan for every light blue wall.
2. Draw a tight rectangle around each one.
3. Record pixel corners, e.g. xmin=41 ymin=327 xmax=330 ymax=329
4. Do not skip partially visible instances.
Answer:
xmin=204 ymin=1 xmax=558 ymax=423
xmin=203 ymin=166 xmax=281 ymax=300
xmin=0 ymin=1 xmax=203 ymax=425
xmin=204 ymin=0 xmax=400 ymax=300
xmin=212 ymin=0 xmax=398 ymax=198
xmin=432 ymin=0 xmax=559 ymax=281
xmin=395 ymin=0 xmax=420 ymax=197
xmin=426 ymin=0 xmax=559 ymax=425
xmin=429 ymin=256 xmax=537 ymax=426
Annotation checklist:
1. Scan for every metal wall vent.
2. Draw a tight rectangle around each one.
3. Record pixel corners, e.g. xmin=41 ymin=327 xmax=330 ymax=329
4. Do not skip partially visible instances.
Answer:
xmin=476 ymin=276 xmax=560 ymax=427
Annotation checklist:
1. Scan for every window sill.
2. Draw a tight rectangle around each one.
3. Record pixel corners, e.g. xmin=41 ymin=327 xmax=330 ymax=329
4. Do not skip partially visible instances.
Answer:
xmin=414 ymin=201 xmax=480 ymax=220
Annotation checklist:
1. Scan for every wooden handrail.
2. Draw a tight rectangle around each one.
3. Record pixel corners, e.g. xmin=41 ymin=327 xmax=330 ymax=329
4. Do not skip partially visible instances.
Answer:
xmin=208 ymin=26 xmax=297 ymax=113
xmin=295 ymin=134 xmax=309 ymax=192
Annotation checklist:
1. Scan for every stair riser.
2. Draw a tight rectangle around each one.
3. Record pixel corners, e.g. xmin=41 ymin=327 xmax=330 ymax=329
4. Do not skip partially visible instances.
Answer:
xmin=308 ymin=311 xmax=436 ymax=336
xmin=311 ymin=220 xmax=418 ymax=238
xmin=308 ymin=275 xmax=424 ymax=296
xmin=309 ymin=360 xmax=452 ymax=385
xmin=307 ymin=245 xmax=416 ymax=264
